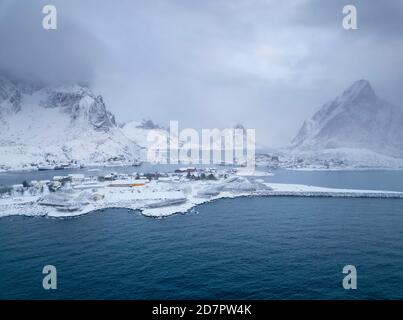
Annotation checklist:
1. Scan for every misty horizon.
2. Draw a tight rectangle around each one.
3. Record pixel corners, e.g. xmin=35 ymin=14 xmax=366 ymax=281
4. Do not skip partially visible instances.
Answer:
xmin=1 ymin=0 xmax=403 ymax=148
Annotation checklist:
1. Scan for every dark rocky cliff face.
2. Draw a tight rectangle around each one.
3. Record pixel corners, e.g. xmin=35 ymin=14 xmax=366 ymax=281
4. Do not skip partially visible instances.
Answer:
xmin=40 ymin=86 xmax=116 ymax=132
xmin=1 ymin=74 xmax=117 ymax=132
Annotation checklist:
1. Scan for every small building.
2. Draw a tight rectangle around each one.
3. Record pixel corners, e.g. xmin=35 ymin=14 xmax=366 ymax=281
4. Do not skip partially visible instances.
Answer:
xmin=68 ymin=174 xmax=85 ymax=182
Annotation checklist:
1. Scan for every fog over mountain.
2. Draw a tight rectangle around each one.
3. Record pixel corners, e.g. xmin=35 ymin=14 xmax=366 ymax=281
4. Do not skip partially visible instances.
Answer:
xmin=1 ymin=0 xmax=403 ymax=147
xmin=0 ymin=75 xmax=141 ymax=169
xmin=292 ymin=80 xmax=403 ymax=157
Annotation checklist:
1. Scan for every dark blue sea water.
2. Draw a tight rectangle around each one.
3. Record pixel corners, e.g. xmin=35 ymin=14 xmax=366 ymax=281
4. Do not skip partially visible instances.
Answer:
xmin=0 ymin=170 xmax=402 ymax=299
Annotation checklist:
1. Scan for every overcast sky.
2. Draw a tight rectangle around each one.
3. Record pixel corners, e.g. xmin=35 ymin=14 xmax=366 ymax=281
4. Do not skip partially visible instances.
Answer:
xmin=1 ymin=0 xmax=402 ymax=147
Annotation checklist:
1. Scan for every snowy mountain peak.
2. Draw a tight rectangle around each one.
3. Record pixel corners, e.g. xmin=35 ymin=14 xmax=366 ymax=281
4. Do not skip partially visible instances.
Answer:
xmin=341 ymin=79 xmax=377 ymax=103
xmin=234 ymin=123 xmax=246 ymax=131
xmin=40 ymin=85 xmax=116 ymax=132
xmin=0 ymin=75 xmax=141 ymax=170
xmin=0 ymin=74 xmax=117 ymax=132
xmin=291 ymin=80 xmax=403 ymax=157
xmin=136 ymin=119 xmax=162 ymax=130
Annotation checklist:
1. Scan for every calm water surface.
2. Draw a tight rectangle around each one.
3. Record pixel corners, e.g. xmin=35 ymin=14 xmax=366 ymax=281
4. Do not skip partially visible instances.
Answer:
xmin=0 ymin=169 xmax=402 ymax=299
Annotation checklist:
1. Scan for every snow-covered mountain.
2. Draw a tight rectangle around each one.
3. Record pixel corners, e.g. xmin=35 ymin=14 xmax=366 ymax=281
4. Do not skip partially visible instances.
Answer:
xmin=0 ymin=75 xmax=141 ymax=170
xmin=291 ymin=80 xmax=403 ymax=158
xmin=122 ymin=120 xmax=172 ymax=149
xmin=122 ymin=121 xmax=257 ymax=165
xmin=0 ymin=76 xmax=22 ymax=118
xmin=121 ymin=120 xmax=174 ymax=161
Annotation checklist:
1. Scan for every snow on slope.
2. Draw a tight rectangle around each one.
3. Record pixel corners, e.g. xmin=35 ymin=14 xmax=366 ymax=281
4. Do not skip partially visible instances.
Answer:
xmin=0 ymin=76 xmax=22 ymax=119
xmin=0 ymin=75 xmax=141 ymax=170
xmin=121 ymin=120 xmax=176 ymax=161
xmin=291 ymin=80 xmax=403 ymax=158
xmin=122 ymin=121 xmax=257 ymax=161
xmin=122 ymin=120 xmax=172 ymax=149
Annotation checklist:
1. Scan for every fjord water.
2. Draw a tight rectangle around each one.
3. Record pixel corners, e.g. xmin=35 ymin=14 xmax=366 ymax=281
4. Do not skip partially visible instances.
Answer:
xmin=0 ymin=170 xmax=402 ymax=299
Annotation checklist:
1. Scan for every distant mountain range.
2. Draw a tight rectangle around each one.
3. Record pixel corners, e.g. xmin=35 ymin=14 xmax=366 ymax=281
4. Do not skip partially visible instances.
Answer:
xmin=291 ymin=80 xmax=403 ymax=158
xmin=2 ymin=74 xmax=402 ymax=171
xmin=0 ymin=73 xmax=255 ymax=170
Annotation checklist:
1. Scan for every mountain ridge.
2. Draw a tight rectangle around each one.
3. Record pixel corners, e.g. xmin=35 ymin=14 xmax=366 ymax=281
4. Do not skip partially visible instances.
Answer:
xmin=291 ymin=79 xmax=403 ymax=158
xmin=0 ymin=75 xmax=142 ymax=170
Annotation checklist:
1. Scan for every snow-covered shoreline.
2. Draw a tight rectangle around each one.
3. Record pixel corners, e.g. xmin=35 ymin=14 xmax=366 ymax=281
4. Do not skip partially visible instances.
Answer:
xmin=1 ymin=169 xmax=403 ymax=219
xmin=0 ymin=161 xmax=142 ymax=174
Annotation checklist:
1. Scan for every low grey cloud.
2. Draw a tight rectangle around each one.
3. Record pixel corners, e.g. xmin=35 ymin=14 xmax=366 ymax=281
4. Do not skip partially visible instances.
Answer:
xmin=0 ymin=0 xmax=402 ymax=147
xmin=0 ymin=0 xmax=103 ymax=85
